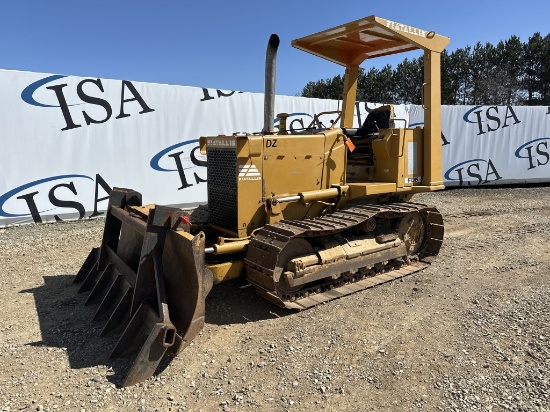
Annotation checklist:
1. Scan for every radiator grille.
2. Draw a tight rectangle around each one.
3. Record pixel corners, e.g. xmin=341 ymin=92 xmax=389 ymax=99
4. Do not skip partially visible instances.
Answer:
xmin=207 ymin=148 xmax=238 ymax=231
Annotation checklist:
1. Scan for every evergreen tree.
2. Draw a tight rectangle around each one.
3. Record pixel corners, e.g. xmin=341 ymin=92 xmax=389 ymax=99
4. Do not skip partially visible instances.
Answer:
xmin=358 ymin=65 xmax=396 ymax=104
xmin=523 ymin=32 xmax=545 ymax=104
xmin=299 ymin=30 xmax=549 ymax=107
xmin=300 ymin=74 xmax=344 ymax=100
xmin=442 ymin=47 xmax=471 ymax=104
xmin=393 ymin=57 xmax=423 ymax=104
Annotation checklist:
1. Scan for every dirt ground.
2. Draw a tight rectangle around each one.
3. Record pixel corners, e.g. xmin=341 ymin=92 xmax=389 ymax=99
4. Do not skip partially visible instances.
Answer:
xmin=0 ymin=187 xmax=549 ymax=412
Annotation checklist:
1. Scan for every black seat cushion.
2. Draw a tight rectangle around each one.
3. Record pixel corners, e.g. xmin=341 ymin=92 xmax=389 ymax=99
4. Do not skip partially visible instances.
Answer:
xmin=356 ymin=108 xmax=391 ymax=136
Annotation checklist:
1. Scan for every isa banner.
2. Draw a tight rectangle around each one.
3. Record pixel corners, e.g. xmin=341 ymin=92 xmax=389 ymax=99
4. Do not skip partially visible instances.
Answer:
xmin=1 ymin=69 xmax=401 ymax=227
xmin=1 ymin=69 xmax=549 ymax=227
xmin=409 ymin=104 xmax=550 ymax=186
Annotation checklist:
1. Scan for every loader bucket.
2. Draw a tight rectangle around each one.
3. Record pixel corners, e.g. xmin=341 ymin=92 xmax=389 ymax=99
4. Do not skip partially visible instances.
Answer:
xmin=74 ymin=188 xmax=213 ymax=387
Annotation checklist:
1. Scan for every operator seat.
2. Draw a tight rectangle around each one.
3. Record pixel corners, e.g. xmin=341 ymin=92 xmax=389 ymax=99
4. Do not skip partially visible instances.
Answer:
xmin=342 ymin=105 xmax=394 ymax=139
xmin=343 ymin=105 xmax=394 ymax=164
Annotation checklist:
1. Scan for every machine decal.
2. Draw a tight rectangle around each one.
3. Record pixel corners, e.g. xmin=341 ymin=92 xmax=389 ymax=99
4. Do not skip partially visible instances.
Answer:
xmin=238 ymin=164 xmax=261 ymax=181
xmin=384 ymin=19 xmax=427 ymax=38
xmin=206 ymin=138 xmax=236 ymax=148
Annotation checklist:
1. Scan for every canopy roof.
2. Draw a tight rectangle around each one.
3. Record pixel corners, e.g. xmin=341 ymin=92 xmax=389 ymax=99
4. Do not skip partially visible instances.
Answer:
xmin=292 ymin=15 xmax=450 ymax=67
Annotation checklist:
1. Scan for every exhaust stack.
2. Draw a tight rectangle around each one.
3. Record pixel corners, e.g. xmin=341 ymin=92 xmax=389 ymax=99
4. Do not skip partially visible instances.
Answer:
xmin=264 ymin=34 xmax=280 ymax=134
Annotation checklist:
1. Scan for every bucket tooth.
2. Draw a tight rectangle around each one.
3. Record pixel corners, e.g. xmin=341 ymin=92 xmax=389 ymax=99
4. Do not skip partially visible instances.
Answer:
xmin=77 ymin=261 xmax=102 ymax=293
xmin=92 ymin=262 xmax=136 ymax=328
xmin=114 ymin=303 xmax=175 ymax=387
xmin=99 ymin=285 xmax=132 ymax=336
xmin=73 ymin=188 xmax=213 ymax=386
xmin=93 ymin=274 xmax=127 ymax=322
xmin=85 ymin=264 xmax=116 ymax=306
xmin=74 ymin=247 xmax=99 ymax=284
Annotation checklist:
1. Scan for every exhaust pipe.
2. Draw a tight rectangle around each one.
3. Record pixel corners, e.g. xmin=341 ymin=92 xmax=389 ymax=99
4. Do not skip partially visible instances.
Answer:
xmin=264 ymin=34 xmax=280 ymax=134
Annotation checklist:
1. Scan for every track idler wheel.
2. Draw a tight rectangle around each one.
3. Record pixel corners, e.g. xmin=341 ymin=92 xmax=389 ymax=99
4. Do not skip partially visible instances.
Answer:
xmin=399 ymin=212 xmax=426 ymax=256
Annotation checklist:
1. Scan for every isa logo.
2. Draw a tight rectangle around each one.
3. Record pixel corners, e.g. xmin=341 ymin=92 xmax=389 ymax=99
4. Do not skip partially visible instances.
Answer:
xmin=199 ymin=88 xmax=243 ymax=102
xmin=408 ymin=121 xmax=450 ymax=146
xmin=0 ymin=174 xmax=111 ymax=223
xmin=444 ymin=159 xmax=502 ymax=186
xmin=150 ymin=140 xmax=207 ymax=190
xmin=463 ymin=105 xmax=521 ymax=135
xmin=21 ymin=75 xmax=154 ymax=132
xmin=514 ymin=138 xmax=550 ymax=170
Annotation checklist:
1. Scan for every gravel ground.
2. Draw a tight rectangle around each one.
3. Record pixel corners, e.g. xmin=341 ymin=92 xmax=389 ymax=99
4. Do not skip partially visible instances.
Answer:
xmin=0 ymin=186 xmax=549 ymax=412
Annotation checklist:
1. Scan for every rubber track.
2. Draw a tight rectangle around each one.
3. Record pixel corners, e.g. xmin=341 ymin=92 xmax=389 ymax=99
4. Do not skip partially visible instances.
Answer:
xmin=244 ymin=202 xmax=444 ymax=309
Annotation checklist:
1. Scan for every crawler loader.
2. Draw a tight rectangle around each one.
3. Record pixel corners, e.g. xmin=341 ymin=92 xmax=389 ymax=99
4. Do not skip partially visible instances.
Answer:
xmin=75 ymin=15 xmax=449 ymax=386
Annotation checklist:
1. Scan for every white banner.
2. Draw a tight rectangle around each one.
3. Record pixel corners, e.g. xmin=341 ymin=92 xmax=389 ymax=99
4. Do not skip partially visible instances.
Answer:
xmin=1 ymin=69 xmax=549 ymax=227
xmin=0 ymin=69 xmax=401 ymax=226
xmin=409 ymin=104 xmax=550 ymax=186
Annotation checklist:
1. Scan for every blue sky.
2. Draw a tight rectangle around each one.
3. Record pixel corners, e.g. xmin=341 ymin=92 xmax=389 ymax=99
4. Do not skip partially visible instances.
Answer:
xmin=1 ymin=1 xmax=549 ymax=96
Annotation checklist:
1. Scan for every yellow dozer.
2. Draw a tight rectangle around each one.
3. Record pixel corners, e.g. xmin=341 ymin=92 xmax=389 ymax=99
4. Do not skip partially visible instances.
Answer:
xmin=75 ymin=15 xmax=449 ymax=386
